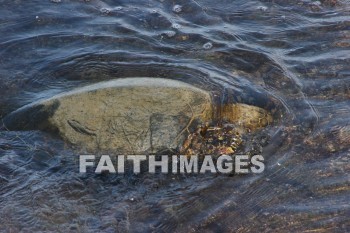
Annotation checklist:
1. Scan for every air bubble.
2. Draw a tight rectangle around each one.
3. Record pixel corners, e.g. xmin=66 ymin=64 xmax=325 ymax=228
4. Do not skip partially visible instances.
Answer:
xmin=203 ymin=42 xmax=213 ymax=50
xmin=51 ymin=0 xmax=62 ymax=2
xmin=173 ymin=5 xmax=182 ymax=13
xmin=115 ymin=6 xmax=123 ymax=11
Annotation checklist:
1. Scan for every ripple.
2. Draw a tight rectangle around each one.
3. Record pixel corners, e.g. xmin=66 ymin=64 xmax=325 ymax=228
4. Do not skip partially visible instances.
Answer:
xmin=0 ymin=0 xmax=349 ymax=231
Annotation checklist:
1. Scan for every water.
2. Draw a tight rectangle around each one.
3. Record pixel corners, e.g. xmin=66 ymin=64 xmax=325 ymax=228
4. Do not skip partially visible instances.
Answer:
xmin=0 ymin=0 xmax=349 ymax=232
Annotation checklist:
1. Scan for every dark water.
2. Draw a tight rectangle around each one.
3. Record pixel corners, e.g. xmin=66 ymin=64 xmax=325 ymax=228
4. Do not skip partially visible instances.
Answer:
xmin=1 ymin=0 xmax=350 ymax=232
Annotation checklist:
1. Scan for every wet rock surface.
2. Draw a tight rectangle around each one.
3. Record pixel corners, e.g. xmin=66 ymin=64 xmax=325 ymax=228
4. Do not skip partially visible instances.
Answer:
xmin=2 ymin=78 xmax=272 ymax=154
xmin=3 ymin=78 xmax=212 ymax=153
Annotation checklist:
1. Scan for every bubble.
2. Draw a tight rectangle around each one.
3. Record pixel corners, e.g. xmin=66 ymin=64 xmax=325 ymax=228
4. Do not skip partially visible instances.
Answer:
xmin=115 ymin=6 xmax=123 ymax=11
xmin=203 ymin=42 xmax=213 ymax=50
xmin=173 ymin=5 xmax=182 ymax=13
xmin=172 ymin=23 xmax=181 ymax=29
xmin=51 ymin=0 xmax=62 ymax=2
xmin=152 ymin=9 xmax=158 ymax=14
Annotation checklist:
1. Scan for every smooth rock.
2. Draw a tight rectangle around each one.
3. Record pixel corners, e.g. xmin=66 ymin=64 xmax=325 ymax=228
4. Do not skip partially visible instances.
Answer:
xmin=2 ymin=78 xmax=273 ymax=153
xmin=3 ymin=78 xmax=212 ymax=153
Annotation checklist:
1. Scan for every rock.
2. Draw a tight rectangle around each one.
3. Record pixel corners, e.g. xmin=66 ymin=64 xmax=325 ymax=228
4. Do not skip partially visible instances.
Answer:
xmin=2 ymin=78 xmax=212 ymax=153
xmin=2 ymin=78 xmax=272 ymax=154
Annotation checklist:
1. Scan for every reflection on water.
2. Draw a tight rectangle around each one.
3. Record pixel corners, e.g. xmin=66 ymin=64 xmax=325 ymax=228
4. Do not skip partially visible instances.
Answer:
xmin=0 ymin=0 xmax=349 ymax=232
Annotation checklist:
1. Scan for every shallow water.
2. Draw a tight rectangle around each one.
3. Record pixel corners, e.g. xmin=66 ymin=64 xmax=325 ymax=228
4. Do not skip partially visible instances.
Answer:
xmin=0 ymin=0 xmax=350 ymax=232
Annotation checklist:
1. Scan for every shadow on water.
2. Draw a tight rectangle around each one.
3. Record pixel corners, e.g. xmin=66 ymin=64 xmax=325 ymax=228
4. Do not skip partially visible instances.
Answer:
xmin=0 ymin=0 xmax=349 ymax=232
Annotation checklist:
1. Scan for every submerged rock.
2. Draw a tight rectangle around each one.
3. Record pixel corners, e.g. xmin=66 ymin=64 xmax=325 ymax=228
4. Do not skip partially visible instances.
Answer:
xmin=2 ymin=78 xmax=272 ymax=154
xmin=3 ymin=78 xmax=212 ymax=153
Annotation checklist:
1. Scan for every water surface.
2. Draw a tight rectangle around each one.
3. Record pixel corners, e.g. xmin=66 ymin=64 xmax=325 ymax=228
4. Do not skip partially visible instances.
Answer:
xmin=0 ymin=0 xmax=349 ymax=232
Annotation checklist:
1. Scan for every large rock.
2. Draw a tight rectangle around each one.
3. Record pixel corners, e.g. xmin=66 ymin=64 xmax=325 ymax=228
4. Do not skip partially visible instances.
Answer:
xmin=2 ymin=78 xmax=212 ymax=153
xmin=2 ymin=78 xmax=272 ymax=153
